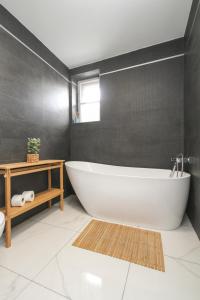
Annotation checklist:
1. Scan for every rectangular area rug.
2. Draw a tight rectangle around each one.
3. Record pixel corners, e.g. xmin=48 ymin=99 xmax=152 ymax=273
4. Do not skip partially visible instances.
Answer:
xmin=73 ymin=219 xmax=165 ymax=272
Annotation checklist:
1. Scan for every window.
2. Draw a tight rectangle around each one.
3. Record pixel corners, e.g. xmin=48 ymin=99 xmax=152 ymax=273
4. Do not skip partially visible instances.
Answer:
xmin=78 ymin=78 xmax=100 ymax=123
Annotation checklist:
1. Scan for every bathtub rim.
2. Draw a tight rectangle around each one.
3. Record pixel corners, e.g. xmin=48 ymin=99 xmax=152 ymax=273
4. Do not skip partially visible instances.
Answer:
xmin=65 ymin=161 xmax=191 ymax=180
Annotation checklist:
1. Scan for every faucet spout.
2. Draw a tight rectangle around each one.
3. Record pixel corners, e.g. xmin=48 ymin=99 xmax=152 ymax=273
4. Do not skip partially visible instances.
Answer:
xmin=170 ymin=162 xmax=177 ymax=177
xmin=176 ymin=153 xmax=184 ymax=177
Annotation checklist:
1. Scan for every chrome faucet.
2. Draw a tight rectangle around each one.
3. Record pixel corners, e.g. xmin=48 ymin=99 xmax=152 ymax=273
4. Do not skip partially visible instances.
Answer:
xmin=177 ymin=153 xmax=184 ymax=177
xmin=170 ymin=153 xmax=184 ymax=177
xmin=170 ymin=162 xmax=177 ymax=177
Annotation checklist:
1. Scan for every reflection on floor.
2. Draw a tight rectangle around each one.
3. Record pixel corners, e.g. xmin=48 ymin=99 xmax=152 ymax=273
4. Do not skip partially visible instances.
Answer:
xmin=0 ymin=195 xmax=199 ymax=300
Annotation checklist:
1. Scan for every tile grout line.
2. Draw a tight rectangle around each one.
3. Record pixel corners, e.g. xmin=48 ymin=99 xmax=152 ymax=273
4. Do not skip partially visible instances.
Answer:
xmin=19 ymin=230 xmax=80 ymax=299
xmin=28 ymin=231 xmax=81 ymax=299
xmin=1 ymin=206 xmax=197 ymax=299
xmin=0 ymin=229 xmax=79 ymax=300
xmin=0 ymin=265 xmax=36 ymax=300
xmin=36 ymin=216 xmax=91 ymax=232
xmin=31 ymin=229 xmax=80 ymax=278
xmin=121 ymin=263 xmax=131 ymax=300
xmin=0 ymin=230 xmax=198 ymax=299
xmin=0 ymin=259 xmax=70 ymax=300
xmin=36 ymin=219 xmax=83 ymax=232
xmin=19 ymin=279 xmax=70 ymax=299
xmin=28 ymin=218 xmax=91 ymax=296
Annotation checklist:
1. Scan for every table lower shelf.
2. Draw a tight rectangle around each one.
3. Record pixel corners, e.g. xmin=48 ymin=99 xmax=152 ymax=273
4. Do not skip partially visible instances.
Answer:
xmin=0 ymin=188 xmax=63 ymax=219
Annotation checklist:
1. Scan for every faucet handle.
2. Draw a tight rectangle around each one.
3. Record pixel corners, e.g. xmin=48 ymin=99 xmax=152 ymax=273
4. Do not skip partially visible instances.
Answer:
xmin=171 ymin=156 xmax=191 ymax=163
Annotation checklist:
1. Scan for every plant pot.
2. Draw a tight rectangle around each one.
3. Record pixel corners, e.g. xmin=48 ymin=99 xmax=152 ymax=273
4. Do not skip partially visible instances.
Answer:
xmin=27 ymin=154 xmax=39 ymax=163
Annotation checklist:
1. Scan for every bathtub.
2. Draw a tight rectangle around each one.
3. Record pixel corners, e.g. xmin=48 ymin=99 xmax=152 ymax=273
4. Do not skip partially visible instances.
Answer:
xmin=65 ymin=161 xmax=191 ymax=230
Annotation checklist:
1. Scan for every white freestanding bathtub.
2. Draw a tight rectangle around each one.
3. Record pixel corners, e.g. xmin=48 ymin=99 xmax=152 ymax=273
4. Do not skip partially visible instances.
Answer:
xmin=65 ymin=161 xmax=191 ymax=230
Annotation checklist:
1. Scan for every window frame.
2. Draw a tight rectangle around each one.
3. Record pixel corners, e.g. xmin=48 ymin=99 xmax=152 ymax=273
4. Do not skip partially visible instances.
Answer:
xmin=77 ymin=77 xmax=100 ymax=123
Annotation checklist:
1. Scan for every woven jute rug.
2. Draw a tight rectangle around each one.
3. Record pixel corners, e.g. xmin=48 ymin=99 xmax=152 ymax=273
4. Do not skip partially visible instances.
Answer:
xmin=73 ymin=219 xmax=165 ymax=272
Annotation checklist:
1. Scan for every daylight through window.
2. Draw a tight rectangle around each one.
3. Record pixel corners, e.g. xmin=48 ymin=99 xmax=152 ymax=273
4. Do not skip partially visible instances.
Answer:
xmin=78 ymin=78 xmax=100 ymax=123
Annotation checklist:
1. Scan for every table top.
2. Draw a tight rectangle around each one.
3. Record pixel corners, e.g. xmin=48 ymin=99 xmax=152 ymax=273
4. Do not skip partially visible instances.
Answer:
xmin=0 ymin=160 xmax=65 ymax=170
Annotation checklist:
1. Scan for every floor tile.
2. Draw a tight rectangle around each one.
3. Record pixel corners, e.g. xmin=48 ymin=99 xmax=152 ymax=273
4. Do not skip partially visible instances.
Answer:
xmin=0 ymin=193 xmax=199 ymax=300
xmin=0 ymin=266 xmax=29 ymax=300
xmin=160 ymin=216 xmax=200 ymax=258
xmin=16 ymin=282 xmax=67 ymax=300
xmin=0 ymin=220 xmax=76 ymax=279
xmin=176 ymin=246 xmax=200 ymax=278
xmin=34 ymin=244 xmax=129 ymax=300
xmin=34 ymin=195 xmax=91 ymax=231
xmin=123 ymin=256 xmax=200 ymax=300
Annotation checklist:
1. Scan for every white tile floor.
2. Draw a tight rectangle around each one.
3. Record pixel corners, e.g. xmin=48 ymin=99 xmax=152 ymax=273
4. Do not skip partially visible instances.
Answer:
xmin=0 ymin=195 xmax=199 ymax=300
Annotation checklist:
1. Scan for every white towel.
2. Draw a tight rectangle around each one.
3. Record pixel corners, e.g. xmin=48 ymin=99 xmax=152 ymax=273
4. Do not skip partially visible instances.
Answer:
xmin=0 ymin=212 xmax=5 ymax=238
xmin=22 ymin=191 xmax=35 ymax=202
xmin=0 ymin=212 xmax=5 ymax=225
xmin=11 ymin=195 xmax=25 ymax=207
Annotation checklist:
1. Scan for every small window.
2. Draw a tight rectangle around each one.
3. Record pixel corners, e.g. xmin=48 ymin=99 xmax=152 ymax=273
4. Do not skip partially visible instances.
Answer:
xmin=78 ymin=78 xmax=100 ymax=123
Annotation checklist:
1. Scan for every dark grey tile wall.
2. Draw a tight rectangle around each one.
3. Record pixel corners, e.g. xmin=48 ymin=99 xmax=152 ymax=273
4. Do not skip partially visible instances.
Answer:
xmin=185 ymin=0 xmax=200 ymax=238
xmin=0 ymin=14 xmax=70 ymax=224
xmin=70 ymin=40 xmax=184 ymax=169
xmin=0 ymin=5 xmax=69 ymax=78
xmin=71 ymin=38 xmax=184 ymax=75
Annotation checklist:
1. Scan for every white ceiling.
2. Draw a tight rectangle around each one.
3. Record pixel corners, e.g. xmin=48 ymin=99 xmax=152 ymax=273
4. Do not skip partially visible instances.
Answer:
xmin=1 ymin=0 xmax=192 ymax=69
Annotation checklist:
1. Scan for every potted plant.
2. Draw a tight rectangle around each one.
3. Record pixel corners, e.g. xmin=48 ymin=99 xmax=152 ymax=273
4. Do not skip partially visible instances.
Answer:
xmin=27 ymin=138 xmax=41 ymax=163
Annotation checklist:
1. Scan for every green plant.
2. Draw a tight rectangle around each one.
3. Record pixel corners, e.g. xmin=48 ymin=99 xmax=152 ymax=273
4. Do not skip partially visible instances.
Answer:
xmin=27 ymin=138 xmax=41 ymax=154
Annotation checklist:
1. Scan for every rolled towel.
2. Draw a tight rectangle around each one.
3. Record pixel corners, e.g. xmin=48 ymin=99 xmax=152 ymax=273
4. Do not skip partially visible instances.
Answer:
xmin=22 ymin=191 xmax=35 ymax=202
xmin=11 ymin=195 xmax=25 ymax=207
xmin=0 ymin=212 xmax=5 ymax=238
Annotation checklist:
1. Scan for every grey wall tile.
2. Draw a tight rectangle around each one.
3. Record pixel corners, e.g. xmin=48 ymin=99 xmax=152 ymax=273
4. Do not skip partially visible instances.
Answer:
xmin=70 ymin=50 xmax=184 ymax=170
xmin=0 ymin=5 xmax=69 ymax=77
xmin=70 ymin=38 xmax=184 ymax=75
xmin=185 ymin=0 xmax=200 ymax=238
xmin=0 ymin=24 xmax=70 ymax=224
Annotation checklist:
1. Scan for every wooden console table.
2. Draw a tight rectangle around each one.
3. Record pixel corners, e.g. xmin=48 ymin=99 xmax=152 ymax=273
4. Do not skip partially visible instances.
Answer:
xmin=0 ymin=160 xmax=64 ymax=248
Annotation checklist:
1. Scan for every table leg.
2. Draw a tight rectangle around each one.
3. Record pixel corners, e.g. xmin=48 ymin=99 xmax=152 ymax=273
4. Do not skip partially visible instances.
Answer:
xmin=5 ymin=218 xmax=11 ymax=248
xmin=59 ymin=163 xmax=64 ymax=211
xmin=48 ymin=169 xmax=52 ymax=208
xmin=5 ymin=170 xmax=11 ymax=248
